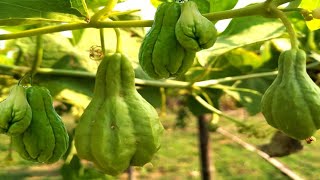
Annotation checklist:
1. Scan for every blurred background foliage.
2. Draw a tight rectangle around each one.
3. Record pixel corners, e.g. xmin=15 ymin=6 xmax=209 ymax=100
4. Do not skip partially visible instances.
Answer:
xmin=0 ymin=0 xmax=320 ymax=179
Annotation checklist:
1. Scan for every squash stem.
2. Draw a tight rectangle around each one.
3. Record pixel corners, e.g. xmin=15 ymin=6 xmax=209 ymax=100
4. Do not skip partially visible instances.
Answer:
xmin=270 ymin=6 xmax=298 ymax=49
xmin=99 ymin=28 xmax=106 ymax=54
xmin=31 ymin=35 xmax=44 ymax=77
xmin=114 ymin=28 xmax=122 ymax=53
xmin=90 ymin=0 xmax=117 ymax=22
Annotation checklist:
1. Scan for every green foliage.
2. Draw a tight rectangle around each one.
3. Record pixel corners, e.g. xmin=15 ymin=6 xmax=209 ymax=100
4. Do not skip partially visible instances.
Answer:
xmin=197 ymin=16 xmax=286 ymax=65
xmin=60 ymin=155 xmax=112 ymax=180
xmin=0 ymin=0 xmax=320 ymax=178
xmin=0 ymin=0 xmax=85 ymax=26
xmin=209 ymin=0 xmax=238 ymax=13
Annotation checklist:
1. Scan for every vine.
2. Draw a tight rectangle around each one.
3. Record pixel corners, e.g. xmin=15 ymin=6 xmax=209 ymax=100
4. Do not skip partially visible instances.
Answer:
xmin=0 ymin=0 xmax=294 ymax=40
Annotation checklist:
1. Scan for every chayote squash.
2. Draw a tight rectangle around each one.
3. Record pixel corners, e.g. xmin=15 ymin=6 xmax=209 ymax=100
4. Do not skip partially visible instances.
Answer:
xmin=12 ymin=86 xmax=69 ymax=163
xmin=175 ymin=1 xmax=217 ymax=52
xmin=74 ymin=53 xmax=164 ymax=176
xmin=139 ymin=2 xmax=196 ymax=79
xmin=261 ymin=49 xmax=320 ymax=140
xmin=0 ymin=85 xmax=31 ymax=135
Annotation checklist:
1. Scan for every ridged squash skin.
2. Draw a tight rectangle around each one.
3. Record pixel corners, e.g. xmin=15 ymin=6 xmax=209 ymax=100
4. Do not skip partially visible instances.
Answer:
xmin=175 ymin=1 xmax=217 ymax=52
xmin=0 ymin=85 xmax=31 ymax=135
xmin=261 ymin=49 xmax=320 ymax=140
xmin=139 ymin=2 xmax=196 ymax=79
xmin=74 ymin=53 xmax=164 ymax=176
xmin=12 ymin=86 xmax=69 ymax=163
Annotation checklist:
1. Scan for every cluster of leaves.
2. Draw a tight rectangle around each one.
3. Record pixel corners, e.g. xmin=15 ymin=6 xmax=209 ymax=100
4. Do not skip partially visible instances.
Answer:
xmin=1 ymin=0 xmax=320 ymax=177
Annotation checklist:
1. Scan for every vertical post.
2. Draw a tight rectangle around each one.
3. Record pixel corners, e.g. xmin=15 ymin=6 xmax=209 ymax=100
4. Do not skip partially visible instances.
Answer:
xmin=197 ymin=114 xmax=211 ymax=180
xmin=127 ymin=166 xmax=134 ymax=180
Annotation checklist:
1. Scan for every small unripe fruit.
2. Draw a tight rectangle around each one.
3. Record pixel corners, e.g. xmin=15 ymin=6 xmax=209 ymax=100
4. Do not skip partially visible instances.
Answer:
xmin=312 ymin=8 xmax=320 ymax=19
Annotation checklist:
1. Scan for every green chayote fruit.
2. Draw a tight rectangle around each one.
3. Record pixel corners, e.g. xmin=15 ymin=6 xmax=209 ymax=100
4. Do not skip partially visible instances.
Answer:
xmin=139 ymin=2 xmax=196 ymax=79
xmin=74 ymin=53 xmax=164 ymax=176
xmin=12 ymin=86 xmax=69 ymax=163
xmin=175 ymin=1 xmax=218 ymax=52
xmin=261 ymin=49 xmax=320 ymax=140
xmin=0 ymin=85 xmax=31 ymax=135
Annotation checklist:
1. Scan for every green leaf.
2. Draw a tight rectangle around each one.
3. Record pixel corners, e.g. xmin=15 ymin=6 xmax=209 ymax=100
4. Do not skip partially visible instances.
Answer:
xmin=197 ymin=16 xmax=286 ymax=65
xmin=191 ymin=0 xmax=210 ymax=14
xmin=209 ymin=0 xmax=238 ymax=13
xmin=70 ymin=0 xmax=90 ymax=18
xmin=0 ymin=0 xmax=85 ymax=26
xmin=225 ymin=74 xmax=275 ymax=115
xmin=137 ymin=87 xmax=162 ymax=108
xmin=71 ymin=29 xmax=85 ymax=46
xmin=224 ymin=86 xmax=262 ymax=116
xmin=221 ymin=48 xmax=266 ymax=73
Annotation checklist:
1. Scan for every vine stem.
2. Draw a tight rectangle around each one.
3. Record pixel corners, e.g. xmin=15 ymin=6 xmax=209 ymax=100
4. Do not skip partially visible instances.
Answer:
xmin=99 ymin=29 xmax=106 ymax=53
xmin=114 ymin=28 xmax=122 ymax=53
xmin=30 ymin=35 xmax=43 ymax=77
xmin=194 ymin=71 xmax=278 ymax=87
xmin=0 ymin=0 xmax=294 ymax=40
xmin=192 ymin=93 xmax=248 ymax=127
xmin=0 ymin=63 xmax=280 ymax=88
xmin=90 ymin=0 xmax=118 ymax=22
xmin=270 ymin=5 xmax=298 ymax=49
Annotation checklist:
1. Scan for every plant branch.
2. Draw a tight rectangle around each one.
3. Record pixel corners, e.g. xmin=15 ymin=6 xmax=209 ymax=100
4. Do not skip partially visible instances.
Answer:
xmin=270 ymin=5 xmax=298 ymax=49
xmin=90 ymin=0 xmax=118 ymax=22
xmin=99 ymin=29 xmax=106 ymax=53
xmin=0 ymin=0 xmax=295 ymax=40
xmin=0 ymin=23 xmax=90 ymax=40
xmin=114 ymin=28 xmax=122 ymax=53
xmin=192 ymin=93 xmax=248 ymax=127
xmin=30 ymin=35 xmax=43 ymax=77
xmin=204 ymin=3 xmax=266 ymax=21
xmin=0 ymin=64 xmax=280 ymax=88
xmin=194 ymin=71 xmax=278 ymax=87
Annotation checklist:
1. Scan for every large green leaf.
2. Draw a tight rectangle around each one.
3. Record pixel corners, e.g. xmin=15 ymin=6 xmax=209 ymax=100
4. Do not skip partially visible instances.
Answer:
xmin=197 ymin=16 xmax=286 ymax=66
xmin=209 ymin=0 xmax=238 ymax=13
xmin=225 ymin=76 xmax=274 ymax=115
xmin=70 ymin=0 xmax=89 ymax=18
xmin=191 ymin=0 xmax=210 ymax=13
xmin=0 ymin=0 xmax=85 ymax=26
xmin=222 ymin=48 xmax=266 ymax=73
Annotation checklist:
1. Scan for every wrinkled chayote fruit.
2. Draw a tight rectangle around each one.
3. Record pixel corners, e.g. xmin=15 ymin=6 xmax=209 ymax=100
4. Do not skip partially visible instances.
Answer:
xmin=175 ymin=1 xmax=218 ymax=52
xmin=75 ymin=53 xmax=164 ymax=176
xmin=12 ymin=86 xmax=69 ymax=163
xmin=0 ymin=85 xmax=31 ymax=135
xmin=139 ymin=2 xmax=196 ymax=79
xmin=261 ymin=49 xmax=320 ymax=141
